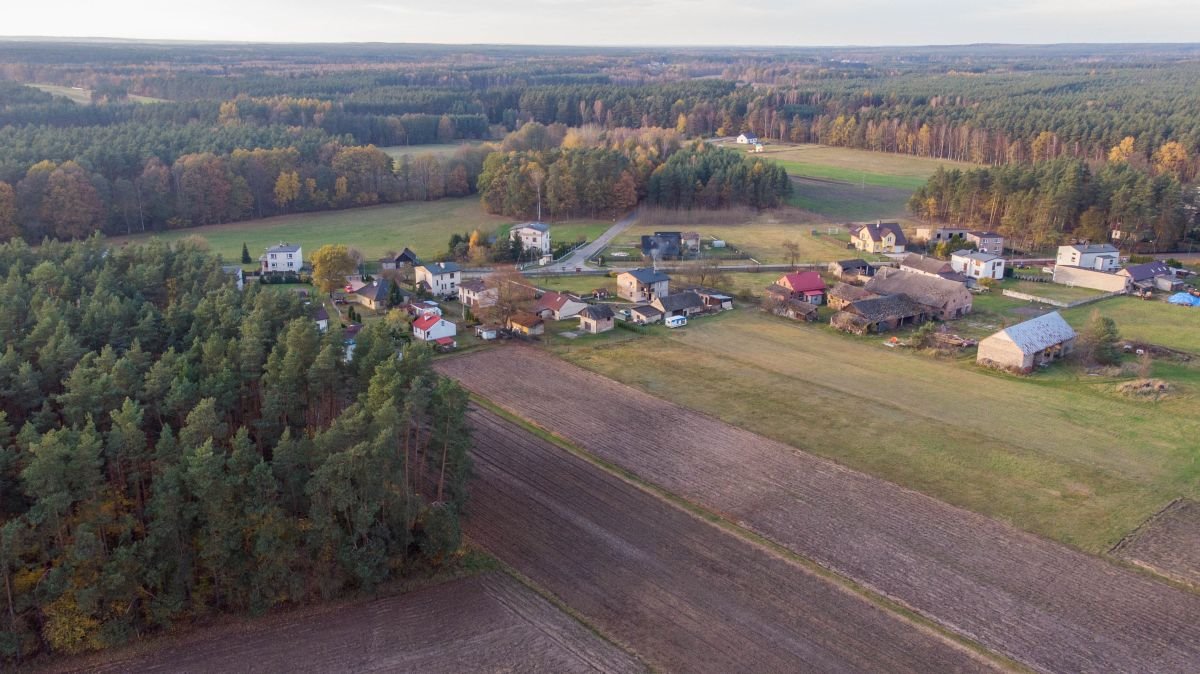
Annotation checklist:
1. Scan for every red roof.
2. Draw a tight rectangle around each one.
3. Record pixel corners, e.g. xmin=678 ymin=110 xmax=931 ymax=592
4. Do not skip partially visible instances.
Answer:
xmin=780 ymin=271 xmax=826 ymax=294
xmin=434 ymin=337 xmax=455 ymax=346
xmin=413 ymin=314 xmax=441 ymax=331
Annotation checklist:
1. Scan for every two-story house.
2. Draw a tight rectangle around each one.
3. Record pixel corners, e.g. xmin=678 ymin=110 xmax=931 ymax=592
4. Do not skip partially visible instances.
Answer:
xmin=414 ymin=262 xmax=461 ymax=299
xmin=965 ymin=231 xmax=1004 ymax=255
xmin=260 ymin=243 xmax=303 ymax=273
xmin=617 ymin=268 xmax=670 ymax=303
xmin=1056 ymin=244 xmax=1119 ymax=271
xmin=510 ymin=223 xmax=552 ymax=258
xmin=951 ymin=250 xmax=1006 ymax=281
xmin=458 ymin=278 xmax=498 ymax=309
xmin=851 ymin=221 xmax=907 ymax=254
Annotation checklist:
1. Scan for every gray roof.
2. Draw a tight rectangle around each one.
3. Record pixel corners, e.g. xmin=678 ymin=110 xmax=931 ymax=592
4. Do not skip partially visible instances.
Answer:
xmin=855 ymin=221 xmax=907 ymax=246
xmin=419 ymin=261 xmax=461 ymax=275
xmin=654 ymin=291 xmax=704 ymax=312
xmin=983 ymin=312 xmax=1076 ymax=354
xmin=968 ymin=231 xmax=1002 ymax=238
xmin=829 ymin=282 xmax=878 ymax=302
xmin=515 ymin=222 xmax=550 ymax=233
xmin=221 ymin=265 xmax=243 ymax=274
xmin=312 ymin=306 xmax=329 ymax=322
xmin=845 ymin=295 xmax=927 ymax=323
xmin=631 ymin=304 xmax=662 ymax=317
xmin=579 ymin=304 xmax=615 ymax=320
xmin=902 ymin=254 xmax=953 ymax=275
xmin=1119 ymin=261 xmax=1170 ymax=282
xmin=835 ymin=258 xmax=871 ymax=270
xmin=953 ymin=250 xmax=1002 ymax=263
xmin=265 ymin=242 xmax=301 ymax=253
xmin=352 ymin=278 xmax=394 ymax=302
xmin=624 ymin=268 xmax=670 ymax=284
xmin=865 ymin=269 xmax=971 ymax=308
xmin=1063 ymin=243 xmax=1118 ymax=254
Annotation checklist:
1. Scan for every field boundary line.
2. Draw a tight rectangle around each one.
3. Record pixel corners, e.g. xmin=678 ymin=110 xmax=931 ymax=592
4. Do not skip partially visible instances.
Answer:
xmin=467 ymin=535 xmax=659 ymax=674
xmin=468 ymin=395 xmax=1028 ymax=673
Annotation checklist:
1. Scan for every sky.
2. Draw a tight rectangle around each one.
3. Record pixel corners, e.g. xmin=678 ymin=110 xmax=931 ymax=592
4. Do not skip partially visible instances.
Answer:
xmin=6 ymin=0 xmax=1200 ymax=45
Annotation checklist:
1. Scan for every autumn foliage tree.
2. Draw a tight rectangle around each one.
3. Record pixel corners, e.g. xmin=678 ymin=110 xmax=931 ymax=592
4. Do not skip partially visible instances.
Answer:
xmin=310 ymin=244 xmax=358 ymax=293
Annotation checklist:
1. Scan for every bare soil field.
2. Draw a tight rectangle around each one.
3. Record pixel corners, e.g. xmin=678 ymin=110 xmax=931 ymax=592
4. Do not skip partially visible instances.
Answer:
xmin=48 ymin=573 xmax=642 ymax=674
xmin=438 ymin=348 xmax=1200 ymax=674
xmin=462 ymin=407 xmax=996 ymax=674
xmin=1112 ymin=499 xmax=1200 ymax=588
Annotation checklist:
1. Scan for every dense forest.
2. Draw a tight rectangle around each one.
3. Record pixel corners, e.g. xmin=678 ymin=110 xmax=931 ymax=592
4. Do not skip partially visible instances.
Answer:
xmin=2 ymin=42 xmax=1200 ymax=245
xmin=0 ymin=237 xmax=471 ymax=662
xmin=909 ymin=159 xmax=1189 ymax=250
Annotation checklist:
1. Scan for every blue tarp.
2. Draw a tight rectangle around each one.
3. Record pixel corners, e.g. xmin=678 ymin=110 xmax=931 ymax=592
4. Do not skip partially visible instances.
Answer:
xmin=1167 ymin=292 xmax=1200 ymax=306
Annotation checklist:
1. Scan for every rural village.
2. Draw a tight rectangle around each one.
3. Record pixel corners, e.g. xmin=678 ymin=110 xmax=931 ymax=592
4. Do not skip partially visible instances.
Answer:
xmin=4 ymin=38 xmax=1200 ymax=674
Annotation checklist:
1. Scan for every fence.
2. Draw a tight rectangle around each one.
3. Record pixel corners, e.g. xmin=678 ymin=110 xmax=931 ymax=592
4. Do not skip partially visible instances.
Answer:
xmin=1001 ymin=288 xmax=1124 ymax=309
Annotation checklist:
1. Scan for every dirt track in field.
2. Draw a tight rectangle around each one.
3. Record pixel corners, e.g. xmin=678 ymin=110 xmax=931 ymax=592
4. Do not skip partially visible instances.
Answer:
xmin=438 ymin=347 xmax=1200 ymax=674
xmin=54 ymin=573 xmax=643 ymax=674
xmin=1113 ymin=498 xmax=1200 ymax=589
xmin=462 ymin=407 xmax=996 ymax=673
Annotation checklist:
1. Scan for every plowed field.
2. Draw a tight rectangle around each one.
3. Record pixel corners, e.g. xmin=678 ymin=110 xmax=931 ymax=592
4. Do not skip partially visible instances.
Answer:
xmin=463 ymin=407 xmax=995 ymax=673
xmin=51 ymin=573 xmax=643 ymax=674
xmin=438 ymin=348 xmax=1200 ymax=674
xmin=1113 ymin=499 xmax=1200 ymax=588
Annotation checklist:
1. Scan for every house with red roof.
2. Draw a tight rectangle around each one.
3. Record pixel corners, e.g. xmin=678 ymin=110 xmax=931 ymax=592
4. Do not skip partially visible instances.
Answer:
xmin=533 ymin=291 xmax=588 ymax=320
xmin=412 ymin=313 xmax=457 ymax=342
xmin=767 ymin=271 xmax=827 ymax=305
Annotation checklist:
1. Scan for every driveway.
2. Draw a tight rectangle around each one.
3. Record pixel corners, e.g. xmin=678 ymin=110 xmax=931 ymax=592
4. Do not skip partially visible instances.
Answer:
xmin=545 ymin=210 xmax=639 ymax=272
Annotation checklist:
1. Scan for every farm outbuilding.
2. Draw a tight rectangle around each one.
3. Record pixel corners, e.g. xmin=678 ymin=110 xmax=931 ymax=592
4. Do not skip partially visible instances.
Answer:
xmin=831 ymin=295 xmax=928 ymax=335
xmin=976 ymin=311 xmax=1077 ymax=373
xmin=578 ymin=305 xmax=616 ymax=334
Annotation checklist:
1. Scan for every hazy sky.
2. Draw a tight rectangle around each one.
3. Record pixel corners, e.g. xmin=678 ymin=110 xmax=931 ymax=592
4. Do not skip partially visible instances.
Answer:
xmin=7 ymin=0 xmax=1200 ymax=45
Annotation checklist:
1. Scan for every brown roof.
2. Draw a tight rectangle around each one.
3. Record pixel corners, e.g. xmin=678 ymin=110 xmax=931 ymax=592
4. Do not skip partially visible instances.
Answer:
xmin=865 ymin=269 xmax=971 ymax=310
xmin=901 ymin=254 xmax=953 ymax=276
xmin=534 ymin=291 xmax=582 ymax=313
xmin=844 ymin=295 xmax=927 ymax=323
xmin=853 ymin=221 xmax=907 ymax=246
xmin=829 ymin=283 xmax=878 ymax=303
xmin=508 ymin=312 xmax=543 ymax=328
xmin=459 ymin=278 xmax=487 ymax=293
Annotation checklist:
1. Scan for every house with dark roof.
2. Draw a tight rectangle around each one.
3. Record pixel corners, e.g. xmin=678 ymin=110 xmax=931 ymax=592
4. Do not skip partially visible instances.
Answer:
xmin=829 ymin=259 xmax=874 ymax=280
xmin=831 ymin=295 xmax=929 ymax=335
xmin=578 ymin=305 xmax=616 ymax=334
xmin=458 ymin=278 xmax=497 ymax=309
xmin=965 ymin=231 xmax=1004 ymax=255
xmin=348 ymin=278 xmax=403 ymax=312
xmin=380 ymin=247 xmax=421 ymax=270
xmin=736 ymin=132 xmax=759 ymax=144
xmin=652 ymin=291 xmax=705 ymax=318
xmin=850 ymin=221 xmax=907 ymax=254
xmin=1117 ymin=261 xmax=1174 ymax=290
xmin=618 ymin=268 xmax=670 ymax=303
xmin=312 ymin=306 xmax=329 ymax=333
xmin=641 ymin=232 xmax=683 ymax=261
xmin=533 ymin=291 xmax=588 ymax=321
xmin=414 ymin=262 xmax=461 ymax=298
xmin=900 ymin=254 xmax=967 ymax=283
xmin=977 ymin=311 xmax=1076 ymax=373
xmin=688 ymin=287 xmax=734 ymax=311
xmin=865 ymin=268 xmax=973 ymax=320
xmin=630 ymin=304 xmax=663 ymax=325
xmin=827 ymin=282 xmax=880 ymax=310
xmin=259 ymin=242 xmax=303 ymax=273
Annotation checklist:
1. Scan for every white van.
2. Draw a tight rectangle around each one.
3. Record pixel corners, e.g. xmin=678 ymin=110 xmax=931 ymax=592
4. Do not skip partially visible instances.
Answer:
xmin=665 ymin=315 xmax=687 ymax=328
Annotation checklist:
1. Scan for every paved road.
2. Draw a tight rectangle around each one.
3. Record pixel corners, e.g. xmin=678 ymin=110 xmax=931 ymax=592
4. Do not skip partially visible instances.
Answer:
xmin=548 ymin=210 xmax=640 ymax=272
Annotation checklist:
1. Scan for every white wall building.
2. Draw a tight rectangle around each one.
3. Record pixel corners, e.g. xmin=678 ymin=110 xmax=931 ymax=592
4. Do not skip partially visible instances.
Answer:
xmin=260 ymin=243 xmax=303 ymax=273
xmin=1056 ymin=244 xmax=1119 ymax=272
xmin=412 ymin=313 xmax=457 ymax=342
xmin=414 ymin=262 xmax=461 ymax=298
xmin=510 ymin=223 xmax=552 ymax=257
xmin=951 ymin=250 xmax=1006 ymax=281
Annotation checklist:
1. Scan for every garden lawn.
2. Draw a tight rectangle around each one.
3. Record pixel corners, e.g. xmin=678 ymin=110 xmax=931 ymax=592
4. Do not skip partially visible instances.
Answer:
xmin=1062 ymin=296 xmax=1200 ymax=354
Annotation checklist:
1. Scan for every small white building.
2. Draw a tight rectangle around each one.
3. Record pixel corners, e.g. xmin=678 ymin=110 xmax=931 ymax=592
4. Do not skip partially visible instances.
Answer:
xmin=951 ymin=250 xmax=1005 ymax=281
xmin=259 ymin=243 xmax=303 ymax=273
xmin=1056 ymin=244 xmax=1119 ymax=272
xmin=414 ymin=262 xmax=461 ymax=298
xmin=312 ymin=306 xmax=329 ymax=333
xmin=510 ymin=223 xmax=552 ymax=257
xmin=221 ymin=265 xmax=245 ymax=291
xmin=412 ymin=313 xmax=457 ymax=342
xmin=736 ymin=132 xmax=759 ymax=144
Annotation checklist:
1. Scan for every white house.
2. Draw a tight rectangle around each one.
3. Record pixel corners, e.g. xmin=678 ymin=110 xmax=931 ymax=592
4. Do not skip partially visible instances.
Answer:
xmin=414 ymin=262 xmax=461 ymax=298
xmin=312 ymin=306 xmax=329 ymax=333
xmin=1056 ymin=244 xmax=1119 ymax=272
xmin=221 ymin=265 xmax=244 ymax=291
xmin=533 ymin=291 xmax=588 ymax=321
xmin=259 ymin=243 xmax=303 ymax=273
xmin=951 ymin=250 xmax=1005 ymax=281
xmin=510 ymin=223 xmax=552 ymax=258
xmin=412 ymin=313 xmax=457 ymax=342
xmin=736 ymin=132 xmax=759 ymax=144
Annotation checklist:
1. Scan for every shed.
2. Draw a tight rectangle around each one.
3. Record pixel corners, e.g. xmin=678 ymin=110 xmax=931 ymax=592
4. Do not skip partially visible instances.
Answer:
xmin=976 ymin=311 xmax=1076 ymax=373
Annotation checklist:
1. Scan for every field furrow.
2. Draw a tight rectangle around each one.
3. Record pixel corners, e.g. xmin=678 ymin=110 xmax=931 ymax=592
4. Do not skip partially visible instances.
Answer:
xmin=462 ymin=407 xmax=996 ymax=674
xmin=438 ymin=347 xmax=1200 ymax=674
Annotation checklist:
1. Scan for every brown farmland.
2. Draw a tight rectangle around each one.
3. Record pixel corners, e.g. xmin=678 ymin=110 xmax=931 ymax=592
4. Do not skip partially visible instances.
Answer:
xmin=437 ymin=348 xmax=1200 ymax=674
xmin=1112 ymin=498 xmax=1200 ymax=588
xmin=51 ymin=573 xmax=643 ymax=674
xmin=462 ymin=407 xmax=996 ymax=673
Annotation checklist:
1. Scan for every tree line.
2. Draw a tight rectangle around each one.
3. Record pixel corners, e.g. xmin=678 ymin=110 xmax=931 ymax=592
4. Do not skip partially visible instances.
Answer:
xmin=908 ymin=158 xmax=1189 ymax=251
xmin=0 ymin=237 xmax=471 ymax=662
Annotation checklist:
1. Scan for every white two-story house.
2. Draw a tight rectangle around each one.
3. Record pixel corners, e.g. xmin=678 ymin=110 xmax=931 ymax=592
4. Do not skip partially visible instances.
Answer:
xmin=510 ymin=223 xmax=552 ymax=259
xmin=260 ymin=243 xmax=303 ymax=273
xmin=414 ymin=262 xmax=461 ymax=299
xmin=1056 ymin=244 xmax=1119 ymax=272
xmin=951 ymin=250 xmax=1006 ymax=281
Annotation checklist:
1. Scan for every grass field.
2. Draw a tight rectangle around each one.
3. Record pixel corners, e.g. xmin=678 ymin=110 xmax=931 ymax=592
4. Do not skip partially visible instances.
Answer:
xmin=1062 ymin=296 xmax=1200 ymax=353
xmin=613 ymin=215 xmax=868 ymax=264
xmin=107 ymin=198 xmax=516 ymax=264
xmin=379 ymin=141 xmax=486 ymax=159
xmin=550 ymin=308 xmax=1200 ymax=553
xmin=999 ymin=279 xmax=1109 ymax=303
xmin=27 ymin=82 xmax=165 ymax=104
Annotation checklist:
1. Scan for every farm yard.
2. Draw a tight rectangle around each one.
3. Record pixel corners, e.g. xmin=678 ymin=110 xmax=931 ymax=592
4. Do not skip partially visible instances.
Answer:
xmin=50 ymin=572 xmax=644 ymax=674
xmin=609 ymin=214 xmax=866 ymax=265
xmin=438 ymin=348 xmax=1200 ymax=674
xmin=459 ymin=406 xmax=996 ymax=674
